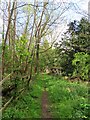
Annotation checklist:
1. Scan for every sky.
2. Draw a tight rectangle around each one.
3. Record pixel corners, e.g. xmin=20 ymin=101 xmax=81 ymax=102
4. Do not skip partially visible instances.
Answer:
xmin=0 ymin=0 xmax=89 ymax=41
xmin=52 ymin=0 xmax=89 ymax=42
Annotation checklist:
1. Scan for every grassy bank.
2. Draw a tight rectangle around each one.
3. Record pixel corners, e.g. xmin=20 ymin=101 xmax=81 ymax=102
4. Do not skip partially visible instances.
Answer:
xmin=43 ymin=74 xmax=89 ymax=119
xmin=2 ymin=75 xmax=43 ymax=119
xmin=2 ymin=74 xmax=89 ymax=119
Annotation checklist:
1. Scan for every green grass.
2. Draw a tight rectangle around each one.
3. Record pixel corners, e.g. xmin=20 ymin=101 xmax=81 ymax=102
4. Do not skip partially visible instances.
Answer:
xmin=2 ymin=74 xmax=89 ymax=119
xmin=2 ymin=75 xmax=44 ymax=119
xmin=43 ymin=74 xmax=89 ymax=119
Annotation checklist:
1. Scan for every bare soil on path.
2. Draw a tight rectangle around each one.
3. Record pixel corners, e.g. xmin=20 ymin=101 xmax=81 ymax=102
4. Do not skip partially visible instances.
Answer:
xmin=41 ymin=88 xmax=52 ymax=119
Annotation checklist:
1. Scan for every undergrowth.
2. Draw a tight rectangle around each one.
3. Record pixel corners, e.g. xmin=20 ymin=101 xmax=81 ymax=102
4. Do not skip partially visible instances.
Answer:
xmin=2 ymin=74 xmax=89 ymax=119
xmin=2 ymin=74 xmax=43 ymax=119
xmin=42 ymin=74 xmax=89 ymax=119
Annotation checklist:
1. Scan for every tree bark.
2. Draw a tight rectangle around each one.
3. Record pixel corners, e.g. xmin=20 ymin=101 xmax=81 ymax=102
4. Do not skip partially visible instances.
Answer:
xmin=35 ymin=1 xmax=48 ymax=73
xmin=2 ymin=1 xmax=15 ymax=79
xmin=7 ymin=0 xmax=11 ymax=48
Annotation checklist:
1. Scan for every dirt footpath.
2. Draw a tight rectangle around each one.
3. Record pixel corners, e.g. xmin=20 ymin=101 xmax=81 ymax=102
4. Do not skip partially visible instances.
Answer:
xmin=41 ymin=88 xmax=52 ymax=119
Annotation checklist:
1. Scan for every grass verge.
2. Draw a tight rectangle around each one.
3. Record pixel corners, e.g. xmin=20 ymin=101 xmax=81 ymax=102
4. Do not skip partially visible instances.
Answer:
xmin=2 ymin=74 xmax=43 ymax=119
xmin=42 ymin=74 xmax=89 ymax=119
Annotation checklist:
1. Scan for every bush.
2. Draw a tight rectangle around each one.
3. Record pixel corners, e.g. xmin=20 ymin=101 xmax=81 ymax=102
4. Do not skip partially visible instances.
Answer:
xmin=72 ymin=52 xmax=90 ymax=80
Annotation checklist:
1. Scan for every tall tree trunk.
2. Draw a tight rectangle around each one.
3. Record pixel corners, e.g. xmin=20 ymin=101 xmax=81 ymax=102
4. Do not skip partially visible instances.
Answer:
xmin=2 ymin=1 xmax=15 ymax=79
xmin=12 ymin=0 xmax=17 ymax=68
xmin=27 ymin=49 xmax=35 ymax=86
xmin=35 ymin=36 xmax=39 ymax=73
xmin=7 ymin=0 xmax=11 ymax=48
xmin=24 ymin=1 xmax=36 ymax=73
xmin=13 ymin=0 xmax=17 ymax=96
xmin=2 ymin=6 xmax=4 ymax=41
xmin=34 ymin=1 xmax=47 ymax=73
xmin=13 ymin=0 xmax=17 ymax=40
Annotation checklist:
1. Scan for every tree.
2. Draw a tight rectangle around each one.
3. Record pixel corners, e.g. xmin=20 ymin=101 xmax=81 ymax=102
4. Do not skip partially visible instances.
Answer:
xmin=39 ymin=39 xmax=56 ymax=72
xmin=72 ymin=52 xmax=90 ymax=80
xmin=2 ymin=0 xmax=16 ymax=79
xmin=1 ymin=0 xmax=82 ymax=84
xmin=55 ymin=18 xmax=90 ymax=76
xmin=65 ymin=18 xmax=90 ymax=54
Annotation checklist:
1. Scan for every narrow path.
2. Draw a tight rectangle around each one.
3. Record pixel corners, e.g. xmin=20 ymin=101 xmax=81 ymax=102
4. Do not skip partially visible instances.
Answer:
xmin=41 ymin=88 xmax=52 ymax=119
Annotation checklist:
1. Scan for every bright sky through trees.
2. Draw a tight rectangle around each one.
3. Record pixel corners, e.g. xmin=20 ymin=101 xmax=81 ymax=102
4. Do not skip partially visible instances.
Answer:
xmin=0 ymin=0 xmax=89 ymax=41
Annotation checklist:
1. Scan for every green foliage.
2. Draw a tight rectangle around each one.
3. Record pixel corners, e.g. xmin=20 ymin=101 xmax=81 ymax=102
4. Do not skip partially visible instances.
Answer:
xmin=15 ymin=36 xmax=30 ymax=62
xmin=42 ymin=74 xmax=89 ymax=118
xmin=2 ymin=75 xmax=43 ymax=118
xmin=23 ymin=5 xmax=32 ymax=14
xmin=57 ymin=51 xmax=74 ymax=75
xmin=0 ymin=44 xmax=2 ymax=55
xmin=3 ymin=35 xmax=32 ymax=75
xmin=66 ymin=18 xmax=90 ymax=53
xmin=39 ymin=40 xmax=56 ymax=71
xmin=4 ymin=45 xmax=13 ymax=73
xmin=72 ymin=52 xmax=90 ymax=80
xmin=55 ymin=18 xmax=90 ymax=76
xmin=2 ymin=74 xmax=89 ymax=119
